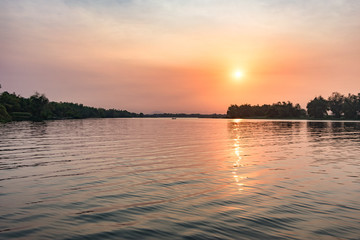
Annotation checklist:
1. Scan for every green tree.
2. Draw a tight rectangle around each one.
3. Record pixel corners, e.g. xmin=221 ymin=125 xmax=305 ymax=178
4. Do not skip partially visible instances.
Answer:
xmin=0 ymin=91 xmax=22 ymax=113
xmin=0 ymin=104 xmax=11 ymax=122
xmin=30 ymin=92 xmax=49 ymax=121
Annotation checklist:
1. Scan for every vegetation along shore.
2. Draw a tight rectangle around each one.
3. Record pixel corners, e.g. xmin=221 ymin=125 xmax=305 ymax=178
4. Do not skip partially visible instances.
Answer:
xmin=227 ymin=92 xmax=360 ymax=120
xmin=1 ymin=89 xmax=359 ymax=123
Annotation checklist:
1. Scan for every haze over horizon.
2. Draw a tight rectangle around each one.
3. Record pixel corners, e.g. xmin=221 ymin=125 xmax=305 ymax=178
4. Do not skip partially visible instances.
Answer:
xmin=1 ymin=0 xmax=359 ymax=114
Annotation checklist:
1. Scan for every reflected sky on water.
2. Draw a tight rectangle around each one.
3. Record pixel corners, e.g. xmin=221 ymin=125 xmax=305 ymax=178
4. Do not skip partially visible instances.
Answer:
xmin=0 ymin=119 xmax=359 ymax=239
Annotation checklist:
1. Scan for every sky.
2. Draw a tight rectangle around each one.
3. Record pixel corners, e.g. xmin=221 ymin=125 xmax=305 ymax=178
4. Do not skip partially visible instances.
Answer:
xmin=0 ymin=0 xmax=359 ymax=114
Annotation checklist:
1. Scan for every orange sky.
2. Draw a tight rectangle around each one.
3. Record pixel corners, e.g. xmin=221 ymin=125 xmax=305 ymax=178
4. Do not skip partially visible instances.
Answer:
xmin=1 ymin=0 xmax=359 ymax=113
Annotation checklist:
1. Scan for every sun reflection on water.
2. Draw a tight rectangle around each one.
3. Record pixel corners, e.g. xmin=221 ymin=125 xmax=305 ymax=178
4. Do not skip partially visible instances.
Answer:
xmin=230 ymin=120 xmax=247 ymax=192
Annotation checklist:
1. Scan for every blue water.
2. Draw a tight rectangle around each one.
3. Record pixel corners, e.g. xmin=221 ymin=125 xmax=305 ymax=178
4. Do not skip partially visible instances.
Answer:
xmin=0 ymin=119 xmax=359 ymax=239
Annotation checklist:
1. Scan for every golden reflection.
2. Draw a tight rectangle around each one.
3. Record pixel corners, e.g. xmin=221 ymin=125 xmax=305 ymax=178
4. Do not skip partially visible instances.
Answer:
xmin=231 ymin=121 xmax=246 ymax=193
xmin=228 ymin=120 xmax=264 ymax=194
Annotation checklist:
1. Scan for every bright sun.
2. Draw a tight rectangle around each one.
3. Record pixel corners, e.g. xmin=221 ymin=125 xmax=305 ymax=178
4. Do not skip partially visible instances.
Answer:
xmin=233 ymin=70 xmax=244 ymax=80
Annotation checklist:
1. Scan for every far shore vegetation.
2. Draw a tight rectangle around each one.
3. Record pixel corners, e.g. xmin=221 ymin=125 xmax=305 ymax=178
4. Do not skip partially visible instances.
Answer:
xmin=0 ymin=87 xmax=223 ymax=122
xmin=0 ymin=89 xmax=139 ymax=122
xmin=227 ymin=92 xmax=360 ymax=120
xmin=1 ymin=86 xmax=359 ymax=122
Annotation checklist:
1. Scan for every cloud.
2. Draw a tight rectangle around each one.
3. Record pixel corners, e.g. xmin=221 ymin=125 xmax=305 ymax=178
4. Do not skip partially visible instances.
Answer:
xmin=1 ymin=0 xmax=359 ymax=112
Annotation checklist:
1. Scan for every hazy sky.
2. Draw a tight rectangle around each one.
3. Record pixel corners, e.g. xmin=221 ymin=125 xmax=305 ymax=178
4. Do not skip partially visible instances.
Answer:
xmin=1 ymin=0 xmax=359 ymax=113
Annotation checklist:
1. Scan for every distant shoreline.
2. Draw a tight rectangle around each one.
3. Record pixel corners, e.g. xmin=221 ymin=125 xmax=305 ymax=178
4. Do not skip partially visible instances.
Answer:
xmin=3 ymin=115 xmax=360 ymax=123
xmin=1 ymin=90 xmax=359 ymax=123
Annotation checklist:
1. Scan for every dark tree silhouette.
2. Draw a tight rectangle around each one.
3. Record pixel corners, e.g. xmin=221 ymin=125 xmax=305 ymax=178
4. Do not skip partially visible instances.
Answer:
xmin=0 ymin=104 xmax=11 ymax=122
xmin=227 ymin=102 xmax=306 ymax=119
xmin=1 ymin=88 xmax=360 ymax=123
xmin=30 ymin=92 xmax=50 ymax=121
xmin=328 ymin=92 xmax=344 ymax=118
xmin=343 ymin=94 xmax=359 ymax=119
xmin=306 ymin=96 xmax=328 ymax=119
xmin=0 ymin=90 xmax=139 ymax=122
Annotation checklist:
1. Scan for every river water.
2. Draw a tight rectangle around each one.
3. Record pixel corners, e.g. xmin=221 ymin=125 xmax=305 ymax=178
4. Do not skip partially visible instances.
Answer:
xmin=0 ymin=118 xmax=359 ymax=239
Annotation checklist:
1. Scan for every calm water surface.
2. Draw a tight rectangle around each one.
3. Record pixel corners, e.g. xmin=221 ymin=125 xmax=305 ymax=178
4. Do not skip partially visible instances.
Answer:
xmin=0 ymin=119 xmax=359 ymax=239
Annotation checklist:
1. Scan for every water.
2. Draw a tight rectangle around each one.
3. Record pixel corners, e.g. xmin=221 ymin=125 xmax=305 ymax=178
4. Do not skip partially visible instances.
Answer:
xmin=0 ymin=118 xmax=359 ymax=240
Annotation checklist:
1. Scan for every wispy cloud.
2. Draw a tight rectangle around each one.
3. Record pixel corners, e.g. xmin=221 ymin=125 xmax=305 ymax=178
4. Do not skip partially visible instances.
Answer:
xmin=1 ymin=0 xmax=359 ymax=112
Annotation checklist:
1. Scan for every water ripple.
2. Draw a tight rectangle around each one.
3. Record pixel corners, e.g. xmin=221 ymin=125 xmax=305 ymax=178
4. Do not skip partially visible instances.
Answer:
xmin=1 ymin=119 xmax=360 ymax=239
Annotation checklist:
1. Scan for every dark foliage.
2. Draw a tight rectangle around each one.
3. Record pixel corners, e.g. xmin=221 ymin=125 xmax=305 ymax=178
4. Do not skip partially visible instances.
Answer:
xmin=228 ymin=92 xmax=360 ymax=120
xmin=0 ymin=91 xmax=138 ymax=122
xmin=328 ymin=92 xmax=344 ymax=118
xmin=343 ymin=94 xmax=359 ymax=119
xmin=1 ymin=88 xmax=359 ymax=123
xmin=306 ymin=96 xmax=329 ymax=119
xmin=0 ymin=104 xmax=11 ymax=122
xmin=227 ymin=102 xmax=306 ymax=119
xmin=306 ymin=92 xmax=360 ymax=119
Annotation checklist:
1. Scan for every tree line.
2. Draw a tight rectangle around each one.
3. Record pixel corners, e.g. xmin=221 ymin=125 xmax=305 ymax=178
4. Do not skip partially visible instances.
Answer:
xmin=227 ymin=92 xmax=360 ymax=120
xmin=1 ymin=89 xmax=359 ymax=123
xmin=0 ymin=89 xmax=225 ymax=123
xmin=227 ymin=102 xmax=306 ymax=119
xmin=0 ymin=91 xmax=139 ymax=122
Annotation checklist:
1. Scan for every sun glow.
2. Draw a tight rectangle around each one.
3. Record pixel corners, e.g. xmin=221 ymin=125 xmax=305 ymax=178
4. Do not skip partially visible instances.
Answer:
xmin=233 ymin=70 xmax=244 ymax=80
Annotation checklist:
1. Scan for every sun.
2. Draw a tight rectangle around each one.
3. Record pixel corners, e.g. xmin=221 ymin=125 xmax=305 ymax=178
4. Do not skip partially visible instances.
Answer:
xmin=233 ymin=70 xmax=244 ymax=80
